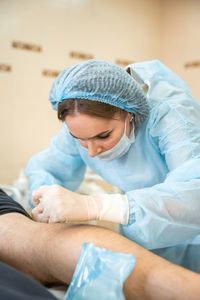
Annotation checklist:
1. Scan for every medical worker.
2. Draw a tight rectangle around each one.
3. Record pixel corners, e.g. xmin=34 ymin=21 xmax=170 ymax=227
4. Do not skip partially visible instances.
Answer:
xmin=26 ymin=59 xmax=200 ymax=272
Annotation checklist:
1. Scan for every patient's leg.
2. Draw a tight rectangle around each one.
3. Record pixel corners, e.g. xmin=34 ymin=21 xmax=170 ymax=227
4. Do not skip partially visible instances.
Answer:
xmin=0 ymin=190 xmax=199 ymax=299
xmin=47 ymin=223 xmax=200 ymax=300
xmin=0 ymin=213 xmax=200 ymax=300
xmin=0 ymin=213 xmax=56 ymax=283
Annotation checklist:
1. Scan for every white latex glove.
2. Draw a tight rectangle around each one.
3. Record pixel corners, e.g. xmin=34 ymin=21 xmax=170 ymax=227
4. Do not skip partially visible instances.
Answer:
xmin=31 ymin=184 xmax=129 ymax=225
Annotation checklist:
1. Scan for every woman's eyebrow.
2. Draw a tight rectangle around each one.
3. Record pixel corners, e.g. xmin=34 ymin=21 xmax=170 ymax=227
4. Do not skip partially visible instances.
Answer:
xmin=69 ymin=130 xmax=111 ymax=140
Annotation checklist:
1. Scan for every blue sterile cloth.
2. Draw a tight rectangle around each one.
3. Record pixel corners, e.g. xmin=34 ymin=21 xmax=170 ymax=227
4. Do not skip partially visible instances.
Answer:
xmin=64 ymin=243 xmax=135 ymax=300
xmin=26 ymin=60 xmax=200 ymax=272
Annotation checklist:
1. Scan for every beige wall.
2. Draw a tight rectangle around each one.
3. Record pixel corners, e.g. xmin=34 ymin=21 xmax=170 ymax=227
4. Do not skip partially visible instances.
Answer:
xmin=0 ymin=0 xmax=199 ymax=186
xmin=159 ymin=0 xmax=200 ymax=101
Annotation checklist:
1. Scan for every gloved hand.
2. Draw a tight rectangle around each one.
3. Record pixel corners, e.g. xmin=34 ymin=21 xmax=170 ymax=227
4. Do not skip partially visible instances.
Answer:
xmin=31 ymin=184 xmax=129 ymax=225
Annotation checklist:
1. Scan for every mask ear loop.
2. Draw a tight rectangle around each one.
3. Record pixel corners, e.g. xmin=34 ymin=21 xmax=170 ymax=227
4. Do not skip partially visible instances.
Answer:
xmin=125 ymin=114 xmax=134 ymax=136
xmin=129 ymin=115 xmax=135 ymax=132
xmin=124 ymin=114 xmax=130 ymax=134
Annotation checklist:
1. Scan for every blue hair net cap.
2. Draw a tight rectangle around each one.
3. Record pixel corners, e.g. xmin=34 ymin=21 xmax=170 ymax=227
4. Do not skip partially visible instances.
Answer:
xmin=49 ymin=59 xmax=149 ymax=126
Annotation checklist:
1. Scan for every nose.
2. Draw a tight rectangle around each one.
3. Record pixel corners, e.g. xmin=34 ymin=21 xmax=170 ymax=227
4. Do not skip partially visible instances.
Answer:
xmin=87 ymin=141 xmax=102 ymax=157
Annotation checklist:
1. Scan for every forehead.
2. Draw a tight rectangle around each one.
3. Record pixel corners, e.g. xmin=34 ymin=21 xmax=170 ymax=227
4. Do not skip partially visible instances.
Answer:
xmin=65 ymin=113 xmax=122 ymax=139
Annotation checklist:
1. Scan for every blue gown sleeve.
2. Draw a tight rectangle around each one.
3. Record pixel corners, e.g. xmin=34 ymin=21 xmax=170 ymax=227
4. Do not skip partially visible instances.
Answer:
xmin=126 ymin=96 xmax=200 ymax=249
xmin=26 ymin=123 xmax=86 ymax=206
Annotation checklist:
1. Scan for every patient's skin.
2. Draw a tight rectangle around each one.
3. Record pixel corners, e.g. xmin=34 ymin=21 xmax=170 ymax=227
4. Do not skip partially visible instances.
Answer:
xmin=0 ymin=213 xmax=199 ymax=300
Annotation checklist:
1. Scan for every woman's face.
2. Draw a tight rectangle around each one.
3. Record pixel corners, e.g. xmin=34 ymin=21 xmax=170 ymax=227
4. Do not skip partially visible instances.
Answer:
xmin=65 ymin=113 xmax=133 ymax=157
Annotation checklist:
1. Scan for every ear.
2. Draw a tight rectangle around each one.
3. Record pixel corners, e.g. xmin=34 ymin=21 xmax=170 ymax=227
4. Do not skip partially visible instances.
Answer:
xmin=127 ymin=113 xmax=134 ymax=122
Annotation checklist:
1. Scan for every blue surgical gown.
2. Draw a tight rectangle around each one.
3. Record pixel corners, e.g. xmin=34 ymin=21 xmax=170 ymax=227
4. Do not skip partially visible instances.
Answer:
xmin=26 ymin=60 xmax=200 ymax=272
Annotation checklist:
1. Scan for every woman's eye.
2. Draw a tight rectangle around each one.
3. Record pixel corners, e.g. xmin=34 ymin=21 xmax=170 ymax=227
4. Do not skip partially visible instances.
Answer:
xmin=98 ymin=134 xmax=110 ymax=139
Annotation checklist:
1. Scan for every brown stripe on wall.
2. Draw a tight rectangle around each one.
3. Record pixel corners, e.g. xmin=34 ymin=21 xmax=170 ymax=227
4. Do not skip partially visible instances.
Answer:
xmin=69 ymin=50 xmax=94 ymax=60
xmin=42 ymin=69 xmax=61 ymax=78
xmin=115 ymin=59 xmax=134 ymax=67
xmin=184 ymin=61 xmax=200 ymax=69
xmin=12 ymin=41 xmax=42 ymax=52
xmin=0 ymin=64 xmax=12 ymax=72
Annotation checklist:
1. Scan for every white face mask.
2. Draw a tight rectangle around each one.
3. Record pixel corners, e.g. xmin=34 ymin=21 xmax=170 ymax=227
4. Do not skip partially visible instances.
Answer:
xmin=97 ymin=117 xmax=135 ymax=162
